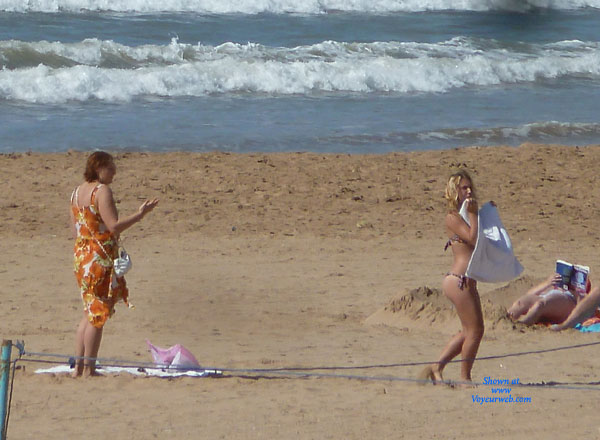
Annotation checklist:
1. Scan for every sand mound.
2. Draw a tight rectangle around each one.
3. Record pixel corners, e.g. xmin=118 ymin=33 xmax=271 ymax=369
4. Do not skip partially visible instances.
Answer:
xmin=376 ymin=286 xmax=453 ymax=321
xmin=480 ymin=298 xmax=513 ymax=330
xmin=484 ymin=275 xmax=540 ymax=309
xmin=365 ymin=279 xmax=541 ymax=332
xmin=365 ymin=286 xmax=456 ymax=331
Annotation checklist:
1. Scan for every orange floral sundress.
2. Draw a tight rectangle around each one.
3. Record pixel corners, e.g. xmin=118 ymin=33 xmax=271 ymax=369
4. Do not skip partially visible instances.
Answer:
xmin=72 ymin=184 xmax=129 ymax=328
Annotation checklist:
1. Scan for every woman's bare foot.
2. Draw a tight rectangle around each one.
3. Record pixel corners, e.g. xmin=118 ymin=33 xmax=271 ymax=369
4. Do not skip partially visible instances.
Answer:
xmin=454 ymin=379 xmax=477 ymax=389
xmin=430 ymin=365 xmax=444 ymax=384
xmin=418 ymin=365 xmax=444 ymax=385
xmin=82 ymin=365 xmax=103 ymax=377
xmin=71 ymin=361 xmax=84 ymax=378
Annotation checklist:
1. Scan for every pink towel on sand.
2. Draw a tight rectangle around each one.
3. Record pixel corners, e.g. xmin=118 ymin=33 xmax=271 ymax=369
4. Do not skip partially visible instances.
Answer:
xmin=146 ymin=340 xmax=201 ymax=369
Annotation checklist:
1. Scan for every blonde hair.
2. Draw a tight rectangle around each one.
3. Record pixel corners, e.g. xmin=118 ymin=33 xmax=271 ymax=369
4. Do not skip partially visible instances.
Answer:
xmin=445 ymin=170 xmax=476 ymax=212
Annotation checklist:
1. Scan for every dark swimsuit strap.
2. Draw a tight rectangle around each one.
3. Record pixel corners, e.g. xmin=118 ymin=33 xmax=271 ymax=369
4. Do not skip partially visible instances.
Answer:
xmin=446 ymin=272 xmax=468 ymax=289
xmin=444 ymin=234 xmax=464 ymax=251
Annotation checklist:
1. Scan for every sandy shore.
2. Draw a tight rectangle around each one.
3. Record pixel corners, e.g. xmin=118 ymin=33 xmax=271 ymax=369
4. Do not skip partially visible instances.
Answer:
xmin=2 ymin=144 xmax=600 ymax=439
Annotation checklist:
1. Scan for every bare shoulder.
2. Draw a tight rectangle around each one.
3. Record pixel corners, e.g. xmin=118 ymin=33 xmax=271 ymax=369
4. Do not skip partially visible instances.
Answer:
xmin=95 ymin=184 xmax=114 ymax=202
xmin=445 ymin=211 xmax=460 ymax=227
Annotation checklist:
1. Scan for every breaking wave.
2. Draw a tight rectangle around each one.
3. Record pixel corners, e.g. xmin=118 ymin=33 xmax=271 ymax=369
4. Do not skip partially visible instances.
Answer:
xmin=1 ymin=37 xmax=600 ymax=103
xmin=1 ymin=0 xmax=600 ymax=14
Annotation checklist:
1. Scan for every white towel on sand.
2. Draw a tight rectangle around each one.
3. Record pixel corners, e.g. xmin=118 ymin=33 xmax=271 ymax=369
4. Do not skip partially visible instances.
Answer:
xmin=35 ymin=365 xmax=221 ymax=377
xmin=461 ymin=201 xmax=523 ymax=283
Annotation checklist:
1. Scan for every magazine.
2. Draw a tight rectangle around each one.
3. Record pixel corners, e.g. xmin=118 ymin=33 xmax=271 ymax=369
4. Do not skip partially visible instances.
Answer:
xmin=555 ymin=260 xmax=590 ymax=294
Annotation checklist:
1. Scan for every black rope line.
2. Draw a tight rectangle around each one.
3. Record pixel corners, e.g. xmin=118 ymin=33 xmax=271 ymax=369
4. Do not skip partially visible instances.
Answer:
xmin=5 ymin=352 xmax=599 ymax=396
xmin=5 ymin=336 xmax=600 ymax=440
xmin=17 ymin=358 xmax=68 ymax=366
xmin=21 ymin=339 xmax=600 ymax=373
xmin=17 ymin=357 xmax=221 ymax=374
xmin=218 ymin=339 xmax=600 ymax=372
xmin=26 ymin=357 xmax=600 ymax=392
xmin=20 ymin=355 xmax=200 ymax=371
xmin=17 ymin=355 xmax=600 ymax=391
xmin=12 ymin=339 xmax=600 ymax=392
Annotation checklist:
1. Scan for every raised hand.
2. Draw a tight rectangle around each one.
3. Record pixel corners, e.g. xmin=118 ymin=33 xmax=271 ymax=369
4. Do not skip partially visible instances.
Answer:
xmin=139 ymin=198 xmax=159 ymax=217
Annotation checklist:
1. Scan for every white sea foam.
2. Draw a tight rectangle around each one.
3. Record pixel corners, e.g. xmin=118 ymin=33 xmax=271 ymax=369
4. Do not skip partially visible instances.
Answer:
xmin=318 ymin=121 xmax=600 ymax=146
xmin=417 ymin=121 xmax=600 ymax=143
xmin=1 ymin=0 xmax=599 ymax=13
xmin=1 ymin=38 xmax=600 ymax=103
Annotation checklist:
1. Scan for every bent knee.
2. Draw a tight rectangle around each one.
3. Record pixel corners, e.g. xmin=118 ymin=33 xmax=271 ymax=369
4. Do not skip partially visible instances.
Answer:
xmin=465 ymin=323 xmax=484 ymax=340
xmin=507 ymin=301 xmax=525 ymax=319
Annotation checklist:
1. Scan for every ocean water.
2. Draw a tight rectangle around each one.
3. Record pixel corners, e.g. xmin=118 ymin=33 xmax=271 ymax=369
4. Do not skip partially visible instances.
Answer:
xmin=1 ymin=0 xmax=600 ymax=153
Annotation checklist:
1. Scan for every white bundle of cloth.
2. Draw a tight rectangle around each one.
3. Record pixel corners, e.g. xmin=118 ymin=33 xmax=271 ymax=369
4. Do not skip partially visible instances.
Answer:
xmin=459 ymin=201 xmax=523 ymax=283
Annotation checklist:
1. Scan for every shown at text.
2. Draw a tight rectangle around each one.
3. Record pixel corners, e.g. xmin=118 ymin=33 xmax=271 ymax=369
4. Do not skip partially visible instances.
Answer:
xmin=472 ymin=377 xmax=532 ymax=405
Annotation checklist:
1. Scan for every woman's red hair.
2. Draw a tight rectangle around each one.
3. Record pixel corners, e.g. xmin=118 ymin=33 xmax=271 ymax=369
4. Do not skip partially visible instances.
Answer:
xmin=84 ymin=151 xmax=114 ymax=182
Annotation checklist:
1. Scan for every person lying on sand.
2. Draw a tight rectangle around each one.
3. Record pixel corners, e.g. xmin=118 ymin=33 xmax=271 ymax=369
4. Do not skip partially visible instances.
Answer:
xmin=507 ymin=273 xmax=590 ymax=325
xmin=508 ymin=272 xmax=593 ymax=326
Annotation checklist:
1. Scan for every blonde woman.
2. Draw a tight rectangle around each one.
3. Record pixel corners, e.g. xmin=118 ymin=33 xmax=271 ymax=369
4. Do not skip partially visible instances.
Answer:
xmin=422 ymin=170 xmax=483 ymax=386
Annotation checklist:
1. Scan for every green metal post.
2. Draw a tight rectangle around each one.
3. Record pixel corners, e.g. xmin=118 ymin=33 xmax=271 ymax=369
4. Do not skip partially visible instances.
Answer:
xmin=0 ymin=340 xmax=12 ymax=440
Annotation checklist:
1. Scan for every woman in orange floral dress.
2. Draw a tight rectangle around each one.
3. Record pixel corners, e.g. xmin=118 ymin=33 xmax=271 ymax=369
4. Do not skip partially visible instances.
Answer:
xmin=69 ymin=151 xmax=158 ymax=377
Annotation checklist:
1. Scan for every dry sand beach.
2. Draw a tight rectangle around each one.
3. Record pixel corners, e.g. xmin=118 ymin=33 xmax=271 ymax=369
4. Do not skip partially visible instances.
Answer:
xmin=1 ymin=143 xmax=600 ymax=439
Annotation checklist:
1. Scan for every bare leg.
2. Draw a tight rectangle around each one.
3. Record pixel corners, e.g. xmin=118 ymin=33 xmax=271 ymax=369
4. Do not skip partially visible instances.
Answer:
xmin=72 ymin=313 xmax=87 ymax=378
xmin=553 ymin=287 xmax=600 ymax=331
xmin=456 ymin=281 xmax=484 ymax=382
xmin=428 ymin=331 xmax=464 ymax=383
xmin=518 ymin=295 xmax=574 ymax=326
xmin=507 ymin=294 xmax=538 ymax=320
xmin=82 ymin=322 xmax=103 ymax=377
xmin=432 ymin=277 xmax=484 ymax=383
